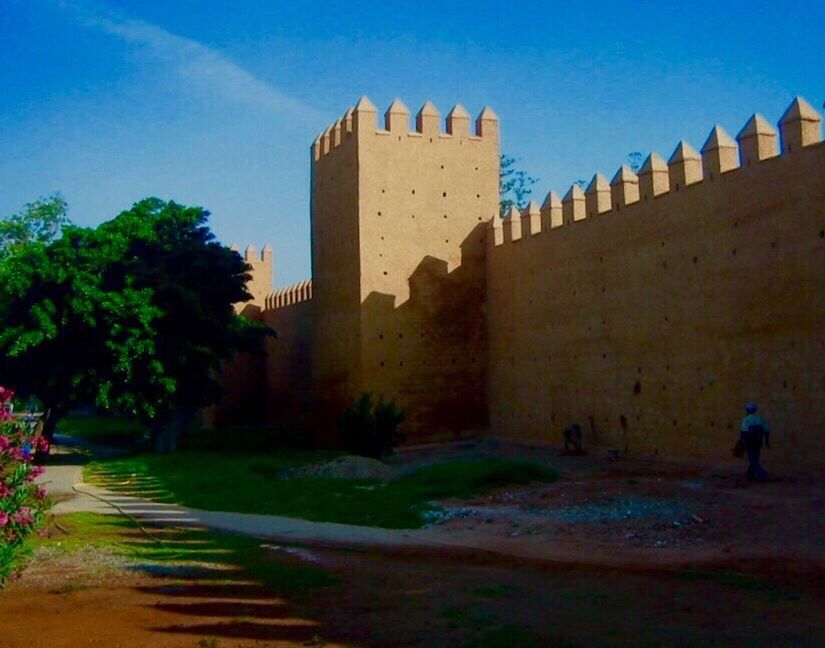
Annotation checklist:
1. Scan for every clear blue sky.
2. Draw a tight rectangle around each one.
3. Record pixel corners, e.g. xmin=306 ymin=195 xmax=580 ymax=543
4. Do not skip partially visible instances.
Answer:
xmin=2 ymin=0 xmax=822 ymax=285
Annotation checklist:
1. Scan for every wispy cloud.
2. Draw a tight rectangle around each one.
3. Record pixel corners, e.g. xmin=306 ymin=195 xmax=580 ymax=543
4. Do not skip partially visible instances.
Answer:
xmin=59 ymin=1 xmax=321 ymax=121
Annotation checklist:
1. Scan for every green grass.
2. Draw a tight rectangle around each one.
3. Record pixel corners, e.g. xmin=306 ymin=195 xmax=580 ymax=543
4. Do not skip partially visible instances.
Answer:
xmin=85 ymin=454 xmax=557 ymax=529
xmin=36 ymin=512 xmax=336 ymax=592
xmin=57 ymin=416 xmax=147 ymax=445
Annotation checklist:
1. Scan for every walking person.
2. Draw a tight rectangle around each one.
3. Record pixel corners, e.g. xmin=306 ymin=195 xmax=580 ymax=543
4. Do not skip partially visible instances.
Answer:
xmin=739 ymin=403 xmax=770 ymax=482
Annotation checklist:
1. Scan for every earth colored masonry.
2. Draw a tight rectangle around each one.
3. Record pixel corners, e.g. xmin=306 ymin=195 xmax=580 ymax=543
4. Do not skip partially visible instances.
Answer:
xmin=217 ymin=96 xmax=824 ymax=468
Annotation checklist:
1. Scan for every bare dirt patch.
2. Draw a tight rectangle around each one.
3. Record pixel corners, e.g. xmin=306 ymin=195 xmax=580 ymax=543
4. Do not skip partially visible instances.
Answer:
xmin=398 ymin=443 xmax=825 ymax=567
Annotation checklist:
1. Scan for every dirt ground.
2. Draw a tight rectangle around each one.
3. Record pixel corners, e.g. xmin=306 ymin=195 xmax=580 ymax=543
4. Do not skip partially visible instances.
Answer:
xmin=1 ymin=522 xmax=824 ymax=648
xmin=396 ymin=442 xmax=825 ymax=567
xmin=2 ymin=445 xmax=824 ymax=647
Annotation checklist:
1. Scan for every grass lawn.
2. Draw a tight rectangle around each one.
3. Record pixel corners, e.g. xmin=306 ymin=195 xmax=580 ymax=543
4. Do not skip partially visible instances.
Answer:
xmin=85 ymin=453 xmax=557 ymax=529
xmin=57 ymin=416 xmax=148 ymax=445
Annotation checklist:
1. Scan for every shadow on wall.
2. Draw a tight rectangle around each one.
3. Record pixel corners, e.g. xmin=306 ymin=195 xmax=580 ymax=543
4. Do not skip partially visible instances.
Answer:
xmin=355 ymin=223 xmax=489 ymax=444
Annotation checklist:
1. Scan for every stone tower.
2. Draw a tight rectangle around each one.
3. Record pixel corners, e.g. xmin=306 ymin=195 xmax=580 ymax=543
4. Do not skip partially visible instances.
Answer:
xmin=310 ymin=97 xmax=500 ymax=442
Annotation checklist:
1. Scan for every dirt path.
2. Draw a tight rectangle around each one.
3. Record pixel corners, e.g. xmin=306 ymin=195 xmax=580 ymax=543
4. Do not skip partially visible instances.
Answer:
xmin=1 ymin=517 xmax=823 ymax=647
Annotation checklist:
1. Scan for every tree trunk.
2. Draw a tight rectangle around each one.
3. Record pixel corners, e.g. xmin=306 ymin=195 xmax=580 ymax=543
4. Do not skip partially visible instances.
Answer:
xmin=41 ymin=406 xmax=66 ymax=443
xmin=150 ymin=410 xmax=189 ymax=454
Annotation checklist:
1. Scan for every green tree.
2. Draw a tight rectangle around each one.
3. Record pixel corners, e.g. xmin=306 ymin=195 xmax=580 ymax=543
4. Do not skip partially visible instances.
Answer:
xmin=0 ymin=224 xmax=161 ymax=441
xmin=96 ymin=198 xmax=270 ymax=452
xmin=499 ymin=154 xmax=538 ymax=215
xmin=0 ymin=193 xmax=70 ymax=253
xmin=0 ymin=198 xmax=271 ymax=452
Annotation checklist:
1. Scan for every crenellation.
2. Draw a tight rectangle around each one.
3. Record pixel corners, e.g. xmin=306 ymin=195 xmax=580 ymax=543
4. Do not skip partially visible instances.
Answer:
xmin=385 ymin=98 xmax=410 ymax=133
xmin=736 ymin=114 xmax=777 ymax=166
xmin=585 ymin=173 xmax=611 ymax=217
xmin=312 ymin=133 xmax=322 ymax=161
xmin=446 ymin=104 xmax=471 ymax=137
xmin=639 ymin=153 xmax=669 ymax=200
xmin=342 ymin=107 xmax=354 ymax=135
xmin=416 ymin=101 xmax=440 ymax=135
xmin=522 ymin=200 xmax=541 ymax=236
xmin=332 ymin=119 xmax=343 ymax=147
xmin=475 ymin=106 xmax=499 ymax=139
xmin=667 ymin=141 xmax=703 ymax=190
xmin=610 ymin=166 xmax=640 ymax=209
xmin=778 ymin=96 xmax=822 ymax=153
xmin=353 ymin=95 xmax=378 ymax=135
xmin=562 ymin=184 xmax=586 ymax=223
xmin=311 ymin=97 xmax=501 ymax=162
xmin=504 ymin=205 xmax=522 ymax=241
xmin=264 ymin=279 xmax=313 ymax=313
xmin=541 ymin=190 xmax=563 ymax=229
xmin=321 ymin=126 xmax=332 ymax=155
xmin=701 ymin=125 xmax=739 ymax=177
xmin=489 ymin=212 xmax=504 ymax=246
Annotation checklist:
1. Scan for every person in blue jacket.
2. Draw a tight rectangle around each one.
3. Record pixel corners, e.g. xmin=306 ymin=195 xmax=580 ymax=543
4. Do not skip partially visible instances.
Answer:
xmin=740 ymin=403 xmax=770 ymax=482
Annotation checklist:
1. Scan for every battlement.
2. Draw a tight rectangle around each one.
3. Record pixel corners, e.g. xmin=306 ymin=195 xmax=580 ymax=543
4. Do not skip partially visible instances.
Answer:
xmin=312 ymin=96 xmax=499 ymax=161
xmin=489 ymin=96 xmax=822 ymax=247
xmin=230 ymin=242 xmax=273 ymax=306
xmin=263 ymin=280 xmax=312 ymax=312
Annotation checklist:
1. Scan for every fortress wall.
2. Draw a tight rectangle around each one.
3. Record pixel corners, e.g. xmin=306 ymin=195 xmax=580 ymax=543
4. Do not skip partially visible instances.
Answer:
xmin=310 ymin=113 xmax=364 ymax=435
xmin=263 ymin=281 xmax=313 ymax=430
xmin=486 ymin=103 xmax=824 ymax=468
xmin=312 ymin=98 xmax=499 ymax=442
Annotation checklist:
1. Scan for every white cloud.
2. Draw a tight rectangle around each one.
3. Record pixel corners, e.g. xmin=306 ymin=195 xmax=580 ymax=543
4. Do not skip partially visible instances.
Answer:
xmin=60 ymin=1 xmax=321 ymax=121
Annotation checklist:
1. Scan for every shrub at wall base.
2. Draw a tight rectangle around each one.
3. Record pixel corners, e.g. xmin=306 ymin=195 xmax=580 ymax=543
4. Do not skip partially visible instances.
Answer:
xmin=339 ymin=393 xmax=406 ymax=459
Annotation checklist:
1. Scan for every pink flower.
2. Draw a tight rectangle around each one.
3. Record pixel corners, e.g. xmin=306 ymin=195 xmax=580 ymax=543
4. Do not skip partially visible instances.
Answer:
xmin=26 ymin=465 xmax=45 ymax=481
xmin=35 ymin=436 xmax=50 ymax=453
xmin=0 ymin=435 xmax=10 ymax=452
xmin=0 ymin=511 xmax=8 ymax=527
xmin=12 ymin=507 xmax=33 ymax=527
xmin=35 ymin=486 xmax=47 ymax=500
xmin=0 ymin=483 xmax=11 ymax=498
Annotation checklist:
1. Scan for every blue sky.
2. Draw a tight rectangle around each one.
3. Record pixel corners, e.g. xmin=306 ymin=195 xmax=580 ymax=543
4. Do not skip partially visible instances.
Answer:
xmin=2 ymin=0 xmax=822 ymax=285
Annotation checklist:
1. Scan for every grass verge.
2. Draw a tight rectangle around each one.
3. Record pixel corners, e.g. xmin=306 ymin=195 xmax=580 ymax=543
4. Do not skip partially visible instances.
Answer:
xmin=85 ymin=454 xmax=557 ymax=529
xmin=34 ymin=512 xmax=336 ymax=592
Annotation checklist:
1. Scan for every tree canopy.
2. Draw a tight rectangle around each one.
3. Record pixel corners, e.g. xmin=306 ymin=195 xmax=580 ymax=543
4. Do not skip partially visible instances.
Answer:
xmin=0 ymin=197 xmax=271 ymax=451
xmin=499 ymin=154 xmax=538 ymax=215
xmin=0 ymin=193 xmax=70 ymax=253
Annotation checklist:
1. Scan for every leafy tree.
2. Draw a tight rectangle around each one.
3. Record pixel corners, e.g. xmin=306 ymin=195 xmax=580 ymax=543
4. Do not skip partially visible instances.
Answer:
xmin=95 ymin=198 xmax=270 ymax=452
xmin=499 ymin=154 xmax=538 ymax=215
xmin=0 ymin=198 xmax=271 ymax=452
xmin=0 ymin=194 xmax=70 ymax=253
xmin=0 ymin=223 xmax=161 ymax=441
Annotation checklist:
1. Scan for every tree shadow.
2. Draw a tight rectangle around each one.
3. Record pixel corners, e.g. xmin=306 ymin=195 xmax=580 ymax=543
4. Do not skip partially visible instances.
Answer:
xmin=100 ymin=520 xmax=343 ymax=644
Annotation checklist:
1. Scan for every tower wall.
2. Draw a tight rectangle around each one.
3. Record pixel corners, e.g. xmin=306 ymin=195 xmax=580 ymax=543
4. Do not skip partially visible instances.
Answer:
xmin=311 ymin=98 xmax=499 ymax=442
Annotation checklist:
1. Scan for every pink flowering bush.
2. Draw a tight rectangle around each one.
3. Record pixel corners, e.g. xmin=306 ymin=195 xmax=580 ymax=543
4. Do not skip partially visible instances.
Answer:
xmin=0 ymin=387 xmax=49 ymax=585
